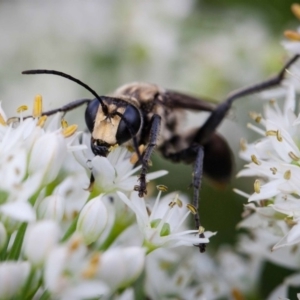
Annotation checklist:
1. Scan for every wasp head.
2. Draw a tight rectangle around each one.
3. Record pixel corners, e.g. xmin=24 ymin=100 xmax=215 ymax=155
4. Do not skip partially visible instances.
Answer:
xmin=85 ymin=96 xmax=142 ymax=156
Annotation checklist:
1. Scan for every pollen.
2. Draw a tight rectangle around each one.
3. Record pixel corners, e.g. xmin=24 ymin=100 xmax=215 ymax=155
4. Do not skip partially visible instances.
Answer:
xmin=61 ymin=119 xmax=68 ymax=129
xmin=254 ymin=179 xmax=260 ymax=193
xmin=291 ymin=3 xmax=300 ymax=20
xmin=37 ymin=115 xmax=47 ymax=127
xmin=289 ymin=151 xmax=300 ymax=161
xmin=284 ymin=30 xmax=300 ymax=41
xmin=251 ymin=154 xmax=261 ymax=165
xmin=0 ymin=113 xmax=6 ymax=126
xmin=276 ymin=130 xmax=282 ymax=142
xmin=265 ymin=130 xmax=282 ymax=141
xmin=17 ymin=105 xmax=28 ymax=113
xmin=68 ymin=237 xmax=82 ymax=252
xmin=186 ymin=203 xmax=197 ymax=215
xmin=239 ymin=138 xmax=247 ymax=151
xmin=284 ymin=170 xmax=291 ymax=180
xmin=156 ymin=184 xmax=168 ymax=192
xmin=32 ymin=94 xmax=43 ymax=117
xmin=270 ymin=167 xmax=277 ymax=175
xmin=62 ymin=124 xmax=78 ymax=137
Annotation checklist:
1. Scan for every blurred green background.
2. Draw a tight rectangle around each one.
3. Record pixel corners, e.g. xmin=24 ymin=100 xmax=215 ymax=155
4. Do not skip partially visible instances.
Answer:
xmin=0 ymin=0 xmax=298 ymax=298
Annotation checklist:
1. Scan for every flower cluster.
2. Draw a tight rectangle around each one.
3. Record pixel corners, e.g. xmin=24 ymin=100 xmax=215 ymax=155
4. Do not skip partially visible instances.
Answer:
xmin=0 ymin=95 xmax=215 ymax=299
xmin=236 ymin=4 xmax=300 ymax=298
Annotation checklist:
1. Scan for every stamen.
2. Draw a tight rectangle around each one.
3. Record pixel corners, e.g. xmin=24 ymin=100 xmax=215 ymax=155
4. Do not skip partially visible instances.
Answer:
xmin=186 ymin=204 xmax=197 ymax=215
xmin=169 ymin=201 xmax=177 ymax=208
xmin=68 ymin=237 xmax=82 ymax=252
xmin=37 ymin=115 xmax=47 ymax=127
xmin=247 ymin=123 xmax=265 ymax=135
xmin=61 ymin=119 xmax=68 ymax=129
xmin=239 ymin=138 xmax=247 ymax=151
xmin=249 ymin=111 xmax=262 ymax=123
xmin=291 ymin=3 xmax=300 ymax=20
xmin=284 ymin=170 xmax=291 ymax=180
xmin=0 ymin=114 xmax=6 ymax=126
xmin=265 ymin=130 xmax=277 ymax=136
xmin=17 ymin=105 xmax=28 ymax=113
xmin=270 ymin=167 xmax=277 ymax=175
xmin=254 ymin=179 xmax=260 ymax=193
xmin=289 ymin=151 xmax=300 ymax=161
xmin=62 ymin=124 xmax=78 ymax=137
xmin=82 ymin=253 xmax=100 ymax=278
xmin=156 ymin=185 xmax=168 ymax=192
xmin=284 ymin=30 xmax=300 ymax=41
xmin=198 ymin=226 xmax=205 ymax=234
xmin=276 ymin=130 xmax=282 ymax=142
xmin=233 ymin=188 xmax=250 ymax=199
xmin=251 ymin=154 xmax=261 ymax=165
xmin=32 ymin=94 xmax=43 ymax=118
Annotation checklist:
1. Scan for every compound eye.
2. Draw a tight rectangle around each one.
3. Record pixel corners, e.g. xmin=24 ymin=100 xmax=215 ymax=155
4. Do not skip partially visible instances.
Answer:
xmin=85 ymin=99 xmax=100 ymax=132
xmin=116 ymin=105 xmax=141 ymax=145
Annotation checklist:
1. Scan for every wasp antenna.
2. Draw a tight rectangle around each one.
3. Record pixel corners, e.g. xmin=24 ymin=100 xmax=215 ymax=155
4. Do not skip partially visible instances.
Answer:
xmin=22 ymin=69 xmax=108 ymax=115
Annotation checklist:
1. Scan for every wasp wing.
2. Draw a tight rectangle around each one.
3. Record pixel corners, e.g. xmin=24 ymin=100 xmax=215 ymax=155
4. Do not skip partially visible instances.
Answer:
xmin=161 ymin=90 xmax=217 ymax=112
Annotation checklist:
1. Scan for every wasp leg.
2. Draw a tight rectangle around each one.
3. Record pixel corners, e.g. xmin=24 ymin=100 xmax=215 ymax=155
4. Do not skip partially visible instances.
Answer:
xmin=135 ymin=114 xmax=161 ymax=197
xmin=24 ymin=98 xmax=91 ymax=119
xmin=160 ymin=141 xmax=206 ymax=252
xmin=196 ymin=54 xmax=300 ymax=145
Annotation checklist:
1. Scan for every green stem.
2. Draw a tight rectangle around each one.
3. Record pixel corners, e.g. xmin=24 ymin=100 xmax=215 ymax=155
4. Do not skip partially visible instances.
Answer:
xmin=61 ymin=215 xmax=78 ymax=242
xmin=0 ymin=234 xmax=11 ymax=260
xmin=7 ymin=222 xmax=27 ymax=260
xmin=39 ymin=290 xmax=51 ymax=300
xmin=21 ymin=266 xmax=36 ymax=299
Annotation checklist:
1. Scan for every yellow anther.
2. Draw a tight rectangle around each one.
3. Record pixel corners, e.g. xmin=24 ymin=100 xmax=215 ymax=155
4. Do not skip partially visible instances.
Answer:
xmin=284 ymin=30 xmax=300 ymax=41
xmin=37 ymin=115 xmax=47 ymax=127
xmin=61 ymin=119 xmax=68 ymax=129
xmin=239 ymin=138 xmax=247 ymax=151
xmin=130 ymin=144 xmax=145 ymax=164
xmin=289 ymin=151 xmax=300 ymax=161
xmin=291 ymin=3 xmax=300 ymax=20
xmin=0 ymin=114 xmax=6 ymax=126
xmin=68 ymin=237 xmax=81 ymax=252
xmin=62 ymin=124 xmax=78 ymax=137
xmin=175 ymin=196 xmax=183 ymax=208
xmin=284 ymin=170 xmax=291 ymax=180
xmin=156 ymin=185 xmax=168 ymax=192
xmin=254 ymin=179 xmax=260 ymax=193
xmin=17 ymin=105 xmax=28 ymax=113
xmin=82 ymin=253 xmax=100 ymax=279
xmin=32 ymin=94 xmax=43 ymax=117
xmin=265 ymin=130 xmax=277 ymax=136
xmin=276 ymin=130 xmax=282 ymax=142
xmin=198 ymin=226 xmax=205 ymax=234
xmin=6 ymin=117 xmax=19 ymax=126
xmin=251 ymin=155 xmax=261 ymax=165
xmin=249 ymin=111 xmax=262 ymax=123
xmin=270 ymin=167 xmax=277 ymax=175
xmin=186 ymin=203 xmax=197 ymax=215
xmin=169 ymin=201 xmax=176 ymax=208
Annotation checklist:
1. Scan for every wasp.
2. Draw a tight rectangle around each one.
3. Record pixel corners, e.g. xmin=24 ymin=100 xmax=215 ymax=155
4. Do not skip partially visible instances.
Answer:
xmin=22 ymin=54 xmax=299 ymax=252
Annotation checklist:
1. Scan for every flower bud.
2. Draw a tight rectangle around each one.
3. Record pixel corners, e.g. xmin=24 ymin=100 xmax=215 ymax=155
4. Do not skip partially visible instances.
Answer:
xmin=24 ymin=220 xmax=60 ymax=267
xmin=77 ymin=195 xmax=108 ymax=245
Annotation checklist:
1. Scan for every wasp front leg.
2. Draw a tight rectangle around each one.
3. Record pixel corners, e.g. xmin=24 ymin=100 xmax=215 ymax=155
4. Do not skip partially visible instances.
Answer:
xmin=134 ymin=114 xmax=161 ymax=197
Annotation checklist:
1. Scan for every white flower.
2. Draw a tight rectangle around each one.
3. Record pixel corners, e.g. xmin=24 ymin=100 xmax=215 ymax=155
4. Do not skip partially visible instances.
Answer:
xmin=44 ymin=234 xmax=109 ymax=299
xmin=97 ymin=247 xmax=145 ymax=290
xmin=74 ymin=133 xmax=168 ymax=194
xmin=117 ymin=191 xmax=214 ymax=251
xmin=23 ymin=220 xmax=60 ymax=267
xmin=76 ymin=195 xmax=108 ymax=245
xmin=0 ymin=261 xmax=30 ymax=299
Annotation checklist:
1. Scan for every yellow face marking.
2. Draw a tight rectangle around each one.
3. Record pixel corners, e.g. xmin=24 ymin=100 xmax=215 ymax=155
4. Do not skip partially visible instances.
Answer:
xmin=92 ymin=105 xmax=126 ymax=145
